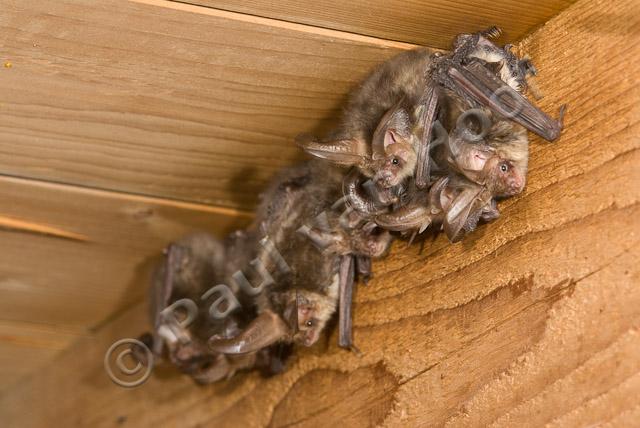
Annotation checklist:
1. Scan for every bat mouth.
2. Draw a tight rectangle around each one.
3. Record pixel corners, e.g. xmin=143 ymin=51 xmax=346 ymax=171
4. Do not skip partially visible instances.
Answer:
xmin=374 ymin=171 xmax=399 ymax=188
xmin=295 ymin=329 xmax=320 ymax=347
xmin=499 ymin=178 xmax=525 ymax=197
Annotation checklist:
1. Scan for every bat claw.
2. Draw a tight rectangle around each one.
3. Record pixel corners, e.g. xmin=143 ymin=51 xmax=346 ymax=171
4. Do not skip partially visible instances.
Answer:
xmin=481 ymin=26 xmax=503 ymax=39
xmin=558 ymin=104 xmax=567 ymax=126
xmin=407 ymin=230 xmax=418 ymax=247
xmin=349 ymin=344 xmax=363 ymax=357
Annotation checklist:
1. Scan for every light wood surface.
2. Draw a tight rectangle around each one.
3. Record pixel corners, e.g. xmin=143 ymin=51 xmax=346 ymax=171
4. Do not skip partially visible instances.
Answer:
xmin=0 ymin=0 xmax=638 ymax=424
xmin=187 ymin=0 xmax=575 ymax=48
xmin=0 ymin=321 xmax=84 ymax=395
xmin=0 ymin=0 xmax=409 ymax=391
xmin=0 ymin=174 xmax=249 ymax=330
xmin=0 ymin=0 xmax=410 ymax=211
xmin=0 ymin=174 xmax=249 ymax=392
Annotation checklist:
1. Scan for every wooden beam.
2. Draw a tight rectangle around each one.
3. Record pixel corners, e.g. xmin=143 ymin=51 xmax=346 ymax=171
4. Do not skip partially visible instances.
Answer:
xmin=0 ymin=174 xmax=249 ymax=332
xmin=0 ymin=0 xmax=410 ymax=211
xmin=0 ymin=0 xmax=637 ymax=424
xmin=0 ymin=173 xmax=249 ymax=392
xmin=0 ymin=321 xmax=84 ymax=394
xmin=183 ymin=0 xmax=576 ymax=48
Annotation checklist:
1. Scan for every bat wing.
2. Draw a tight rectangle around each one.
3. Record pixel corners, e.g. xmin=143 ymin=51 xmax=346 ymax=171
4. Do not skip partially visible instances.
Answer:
xmin=150 ymin=244 xmax=183 ymax=355
xmin=415 ymin=84 xmax=440 ymax=189
xmin=447 ymin=59 xmax=565 ymax=141
xmin=338 ymin=255 xmax=356 ymax=349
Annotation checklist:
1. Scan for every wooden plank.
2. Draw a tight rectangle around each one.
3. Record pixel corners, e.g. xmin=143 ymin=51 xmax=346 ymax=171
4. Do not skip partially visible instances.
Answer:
xmin=186 ymin=0 xmax=576 ymax=48
xmin=0 ymin=321 xmax=84 ymax=394
xmin=0 ymin=174 xmax=249 ymax=332
xmin=0 ymin=0 xmax=637 ymax=423
xmin=0 ymin=0 xmax=410 ymax=211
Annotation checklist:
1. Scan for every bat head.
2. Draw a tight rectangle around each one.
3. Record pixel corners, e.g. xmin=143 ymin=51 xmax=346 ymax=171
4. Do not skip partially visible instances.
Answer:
xmin=370 ymin=102 xmax=418 ymax=189
xmin=484 ymin=120 xmax=529 ymax=197
xmin=372 ymin=129 xmax=418 ymax=188
xmin=484 ymin=156 xmax=526 ymax=196
xmin=351 ymin=227 xmax=393 ymax=258
xmin=448 ymin=110 xmax=528 ymax=197
xmin=291 ymin=289 xmax=336 ymax=347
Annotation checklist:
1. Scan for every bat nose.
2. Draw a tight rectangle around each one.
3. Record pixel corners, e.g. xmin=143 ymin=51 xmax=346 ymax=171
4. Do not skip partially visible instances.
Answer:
xmin=510 ymin=176 xmax=525 ymax=193
xmin=375 ymin=171 xmax=393 ymax=187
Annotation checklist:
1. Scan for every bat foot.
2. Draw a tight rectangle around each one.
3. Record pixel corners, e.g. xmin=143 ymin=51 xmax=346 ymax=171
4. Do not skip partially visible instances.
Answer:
xmin=558 ymin=104 xmax=567 ymax=126
xmin=481 ymin=26 xmax=503 ymax=40
xmin=407 ymin=230 xmax=419 ymax=247
xmin=349 ymin=344 xmax=363 ymax=357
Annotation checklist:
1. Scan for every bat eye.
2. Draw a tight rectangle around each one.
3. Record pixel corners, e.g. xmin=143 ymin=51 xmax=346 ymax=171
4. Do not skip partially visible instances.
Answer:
xmin=305 ymin=320 xmax=314 ymax=327
xmin=392 ymin=158 xmax=399 ymax=165
xmin=500 ymin=163 xmax=509 ymax=172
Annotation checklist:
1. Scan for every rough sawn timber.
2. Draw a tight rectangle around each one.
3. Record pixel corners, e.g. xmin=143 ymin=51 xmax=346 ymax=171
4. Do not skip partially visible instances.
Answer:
xmin=0 ymin=0 xmax=638 ymax=426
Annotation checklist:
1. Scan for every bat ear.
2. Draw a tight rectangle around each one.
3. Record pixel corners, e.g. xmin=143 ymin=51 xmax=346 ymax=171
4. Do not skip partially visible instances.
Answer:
xmin=383 ymin=129 xmax=400 ymax=150
xmin=208 ymin=310 xmax=289 ymax=354
xmin=447 ymin=59 xmax=564 ymax=141
xmin=372 ymin=98 xmax=407 ymax=159
xmin=444 ymin=186 xmax=486 ymax=242
xmin=296 ymin=133 xmax=368 ymax=166
xmin=375 ymin=203 xmax=432 ymax=232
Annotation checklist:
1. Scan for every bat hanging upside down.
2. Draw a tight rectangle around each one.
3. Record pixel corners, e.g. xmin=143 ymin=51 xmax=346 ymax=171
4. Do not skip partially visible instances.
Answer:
xmin=139 ymin=28 xmax=567 ymax=383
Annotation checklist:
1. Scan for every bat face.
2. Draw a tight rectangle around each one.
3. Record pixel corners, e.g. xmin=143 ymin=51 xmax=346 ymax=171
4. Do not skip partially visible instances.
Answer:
xmin=370 ymin=99 xmax=419 ymax=188
xmin=446 ymin=109 xmax=528 ymax=198
xmin=290 ymin=277 xmax=340 ymax=347
xmin=293 ymin=297 xmax=323 ymax=346
xmin=372 ymin=135 xmax=417 ymax=188
xmin=449 ymin=141 xmax=526 ymax=197
xmin=484 ymin=156 xmax=525 ymax=196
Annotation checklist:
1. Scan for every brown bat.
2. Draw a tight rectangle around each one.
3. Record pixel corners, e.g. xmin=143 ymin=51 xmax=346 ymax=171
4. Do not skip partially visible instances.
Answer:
xmin=144 ymin=233 xmax=265 ymax=384
xmin=298 ymin=27 xmax=563 ymax=196
xmin=431 ymin=106 xmax=529 ymax=198
xmin=142 ymin=231 xmax=301 ymax=384
xmin=296 ymin=98 xmax=420 ymax=190
xmin=296 ymin=48 xmax=434 ymax=193
xmin=209 ymin=161 xmax=384 ymax=354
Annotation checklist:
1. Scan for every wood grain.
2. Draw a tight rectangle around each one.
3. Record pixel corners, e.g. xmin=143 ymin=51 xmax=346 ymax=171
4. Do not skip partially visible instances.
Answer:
xmin=186 ymin=0 xmax=575 ymax=48
xmin=0 ymin=0 xmax=410 ymax=211
xmin=0 ymin=174 xmax=250 ymax=330
xmin=0 ymin=321 xmax=84 ymax=394
xmin=0 ymin=174 xmax=250 ymax=392
xmin=1 ymin=0 xmax=638 ymax=425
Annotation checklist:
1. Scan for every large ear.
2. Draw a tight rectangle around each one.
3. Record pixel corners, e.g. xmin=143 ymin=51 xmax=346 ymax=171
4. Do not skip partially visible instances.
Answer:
xmin=446 ymin=59 xmax=564 ymax=141
xmin=150 ymin=244 xmax=183 ymax=355
xmin=444 ymin=185 xmax=488 ymax=242
xmin=208 ymin=310 xmax=289 ymax=355
xmin=371 ymin=98 xmax=408 ymax=159
xmin=342 ymin=168 xmax=384 ymax=215
xmin=375 ymin=203 xmax=432 ymax=232
xmin=296 ymin=133 xmax=368 ymax=166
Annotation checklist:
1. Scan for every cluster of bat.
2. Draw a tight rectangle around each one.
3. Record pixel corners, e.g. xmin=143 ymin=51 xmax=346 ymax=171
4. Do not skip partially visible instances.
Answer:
xmin=136 ymin=27 xmax=565 ymax=384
